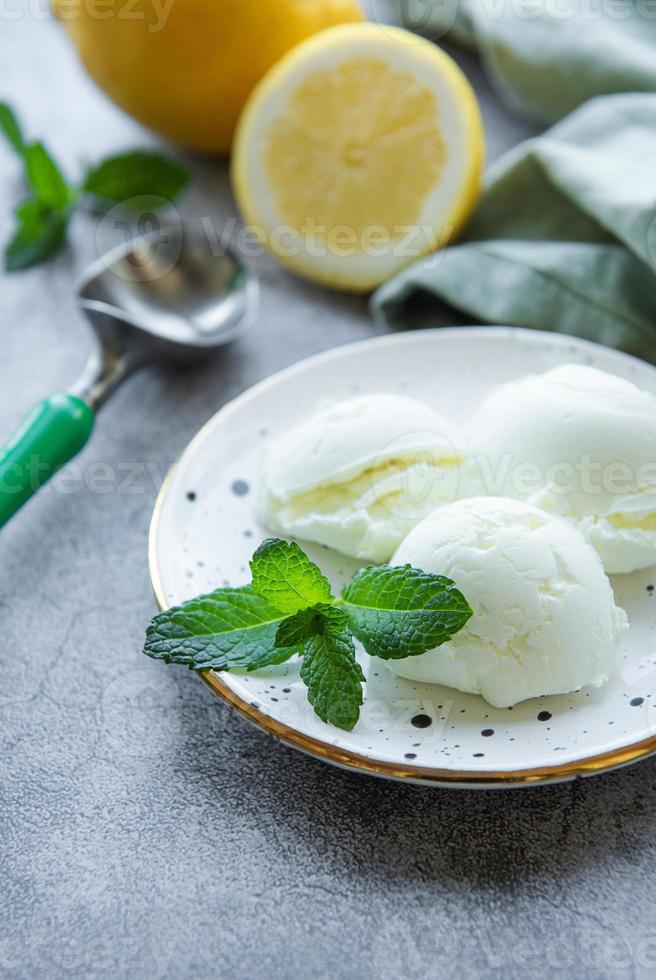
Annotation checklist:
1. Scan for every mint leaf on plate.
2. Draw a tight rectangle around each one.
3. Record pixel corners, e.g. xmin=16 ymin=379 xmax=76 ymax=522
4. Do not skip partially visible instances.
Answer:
xmin=5 ymin=199 xmax=68 ymax=271
xmin=82 ymin=151 xmax=188 ymax=205
xmin=299 ymin=608 xmax=365 ymax=732
xmin=144 ymin=585 xmax=299 ymax=672
xmin=340 ymin=564 xmax=472 ymax=660
xmin=24 ymin=142 xmax=71 ymax=210
xmin=0 ymin=102 xmax=25 ymax=154
xmin=275 ymin=604 xmax=330 ymax=648
xmin=250 ymin=538 xmax=333 ymax=615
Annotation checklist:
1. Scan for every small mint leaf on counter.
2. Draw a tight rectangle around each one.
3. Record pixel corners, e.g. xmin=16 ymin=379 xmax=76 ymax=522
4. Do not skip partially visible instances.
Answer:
xmin=5 ymin=199 xmax=68 ymax=271
xmin=299 ymin=607 xmax=365 ymax=732
xmin=0 ymin=102 xmax=25 ymax=155
xmin=339 ymin=564 xmax=472 ymax=660
xmin=82 ymin=150 xmax=188 ymax=205
xmin=24 ymin=142 xmax=71 ymax=210
xmin=250 ymin=538 xmax=333 ymax=615
xmin=144 ymin=585 xmax=298 ymax=672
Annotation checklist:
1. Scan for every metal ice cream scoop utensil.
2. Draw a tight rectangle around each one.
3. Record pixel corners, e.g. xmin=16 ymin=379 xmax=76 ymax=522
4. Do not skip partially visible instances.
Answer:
xmin=0 ymin=225 xmax=258 ymax=528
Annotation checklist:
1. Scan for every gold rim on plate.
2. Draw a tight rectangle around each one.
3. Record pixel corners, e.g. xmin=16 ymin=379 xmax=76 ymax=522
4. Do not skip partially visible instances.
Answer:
xmin=148 ymin=329 xmax=656 ymax=788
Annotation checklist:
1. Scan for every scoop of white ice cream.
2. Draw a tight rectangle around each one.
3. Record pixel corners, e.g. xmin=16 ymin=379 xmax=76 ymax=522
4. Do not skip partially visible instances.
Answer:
xmin=386 ymin=497 xmax=627 ymax=707
xmin=257 ymin=393 xmax=474 ymax=562
xmin=471 ymin=364 xmax=656 ymax=574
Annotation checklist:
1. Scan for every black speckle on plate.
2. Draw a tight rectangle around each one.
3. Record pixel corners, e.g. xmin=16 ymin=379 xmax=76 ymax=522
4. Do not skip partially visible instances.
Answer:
xmin=186 ymin=491 xmax=197 ymax=502
xmin=481 ymin=729 xmax=494 ymax=737
xmin=537 ymin=711 xmax=552 ymax=722
xmin=411 ymin=714 xmax=432 ymax=729
xmin=630 ymin=697 xmax=644 ymax=707
xmin=231 ymin=479 xmax=250 ymax=497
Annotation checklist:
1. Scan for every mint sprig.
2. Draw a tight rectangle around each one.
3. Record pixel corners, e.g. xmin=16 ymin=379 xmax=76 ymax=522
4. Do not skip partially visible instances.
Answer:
xmin=143 ymin=537 xmax=472 ymax=732
xmin=0 ymin=102 xmax=188 ymax=271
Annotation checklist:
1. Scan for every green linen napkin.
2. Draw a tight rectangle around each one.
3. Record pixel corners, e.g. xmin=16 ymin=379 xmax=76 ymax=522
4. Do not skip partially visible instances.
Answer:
xmin=391 ymin=0 xmax=656 ymax=121
xmin=372 ymin=3 xmax=656 ymax=360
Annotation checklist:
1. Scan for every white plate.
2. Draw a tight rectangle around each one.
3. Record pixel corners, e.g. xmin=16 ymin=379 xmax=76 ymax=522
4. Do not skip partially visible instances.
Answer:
xmin=149 ymin=327 xmax=656 ymax=788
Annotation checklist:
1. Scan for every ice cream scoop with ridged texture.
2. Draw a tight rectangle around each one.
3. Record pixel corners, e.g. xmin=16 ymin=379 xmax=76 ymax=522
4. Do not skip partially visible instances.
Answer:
xmin=471 ymin=364 xmax=656 ymax=574
xmin=386 ymin=497 xmax=627 ymax=707
xmin=257 ymin=393 xmax=474 ymax=562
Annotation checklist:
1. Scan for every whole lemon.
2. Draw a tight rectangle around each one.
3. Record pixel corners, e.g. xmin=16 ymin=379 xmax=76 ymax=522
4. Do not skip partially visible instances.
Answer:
xmin=54 ymin=0 xmax=363 ymax=154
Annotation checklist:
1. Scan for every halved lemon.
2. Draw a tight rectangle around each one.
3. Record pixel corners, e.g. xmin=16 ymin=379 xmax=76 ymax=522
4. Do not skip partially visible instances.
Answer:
xmin=232 ymin=23 xmax=484 ymax=292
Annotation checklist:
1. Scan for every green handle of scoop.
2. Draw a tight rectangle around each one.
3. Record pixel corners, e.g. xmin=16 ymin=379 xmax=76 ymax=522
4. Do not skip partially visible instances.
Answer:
xmin=0 ymin=393 xmax=95 ymax=529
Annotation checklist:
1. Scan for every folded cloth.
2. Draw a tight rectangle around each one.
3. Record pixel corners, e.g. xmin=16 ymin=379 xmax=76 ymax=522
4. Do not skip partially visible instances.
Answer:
xmin=391 ymin=0 xmax=656 ymax=122
xmin=372 ymin=0 xmax=656 ymax=361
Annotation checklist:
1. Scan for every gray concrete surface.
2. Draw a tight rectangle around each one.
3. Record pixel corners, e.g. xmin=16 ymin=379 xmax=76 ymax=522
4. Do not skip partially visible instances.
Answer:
xmin=2 ymin=13 xmax=656 ymax=980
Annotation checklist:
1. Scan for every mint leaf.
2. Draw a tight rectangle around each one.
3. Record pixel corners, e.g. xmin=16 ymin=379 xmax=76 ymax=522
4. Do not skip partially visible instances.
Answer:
xmin=24 ymin=142 xmax=71 ymax=210
xmin=144 ymin=585 xmax=298 ymax=671
xmin=250 ymin=538 xmax=333 ymax=615
xmin=5 ymin=199 xmax=68 ymax=271
xmin=299 ymin=608 xmax=365 ymax=731
xmin=275 ymin=603 xmax=333 ymax=648
xmin=0 ymin=103 xmax=24 ymax=154
xmin=340 ymin=564 xmax=472 ymax=660
xmin=82 ymin=151 xmax=188 ymax=205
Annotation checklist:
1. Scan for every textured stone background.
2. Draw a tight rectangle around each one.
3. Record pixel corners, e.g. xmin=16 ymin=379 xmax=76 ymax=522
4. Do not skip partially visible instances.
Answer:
xmin=3 ymin=11 xmax=656 ymax=980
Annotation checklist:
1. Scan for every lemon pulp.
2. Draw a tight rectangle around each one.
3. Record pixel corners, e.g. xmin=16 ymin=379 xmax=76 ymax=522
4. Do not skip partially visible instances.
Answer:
xmin=264 ymin=57 xmax=446 ymax=239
